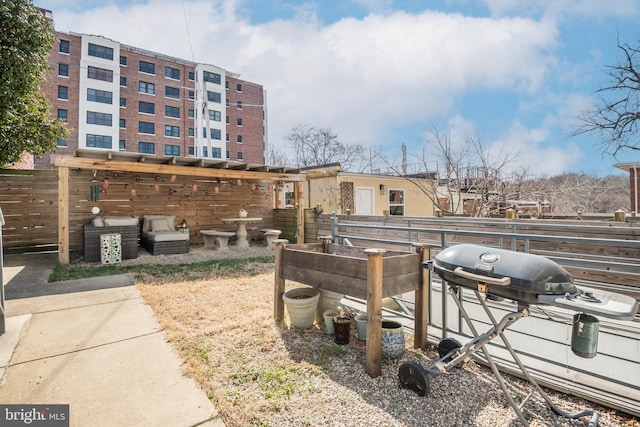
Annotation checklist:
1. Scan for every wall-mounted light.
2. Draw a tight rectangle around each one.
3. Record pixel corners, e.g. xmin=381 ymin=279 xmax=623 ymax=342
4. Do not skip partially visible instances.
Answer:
xmin=130 ymin=188 xmax=136 ymax=199
xmin=170 ymin=175 xmax=176 ymax=182
xmin=192 ymin=184 xmax=198 ymax=192
xmin=379 ymin=184 xmax=387 ymax=195
xmin=276 ymin=180 xmax=284 ymax=192
xmin=102 ymin=177 xmax=110 ymax=189
xmin=154 ymin=184 xmax=160 ymax=192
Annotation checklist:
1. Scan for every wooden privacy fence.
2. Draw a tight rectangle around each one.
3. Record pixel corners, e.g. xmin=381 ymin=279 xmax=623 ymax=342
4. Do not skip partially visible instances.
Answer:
xmin=316 ymin=213 xmax=640 ymax=301
xmin=0 ymin=170 xmax=58 ymax=253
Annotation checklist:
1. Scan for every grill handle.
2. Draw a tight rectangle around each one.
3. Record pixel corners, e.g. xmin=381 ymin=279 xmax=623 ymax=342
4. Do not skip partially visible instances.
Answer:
xmin=453 ymin=267 xmax=511 ymax=286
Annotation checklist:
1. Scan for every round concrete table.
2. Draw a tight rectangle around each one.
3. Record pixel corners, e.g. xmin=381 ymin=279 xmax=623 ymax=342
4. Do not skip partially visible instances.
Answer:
xmin=221 ymin=217 xmax=262 ymax=248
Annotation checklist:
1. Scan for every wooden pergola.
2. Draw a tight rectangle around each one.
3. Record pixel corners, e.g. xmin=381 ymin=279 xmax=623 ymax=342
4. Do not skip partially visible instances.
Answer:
xmin=55 ymin=150 xmax=306 ymax=265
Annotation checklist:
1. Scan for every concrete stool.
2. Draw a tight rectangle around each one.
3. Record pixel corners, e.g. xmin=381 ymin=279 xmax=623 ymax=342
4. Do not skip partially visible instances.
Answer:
xmin=262 ymin=229 xmax=282 ymax=249
xmin=201 ymin=230 xmax=235 ymax=251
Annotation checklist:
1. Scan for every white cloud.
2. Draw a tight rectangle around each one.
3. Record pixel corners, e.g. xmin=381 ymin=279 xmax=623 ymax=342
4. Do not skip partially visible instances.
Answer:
xmin=48 ymin=0 xmax=565 ymax=168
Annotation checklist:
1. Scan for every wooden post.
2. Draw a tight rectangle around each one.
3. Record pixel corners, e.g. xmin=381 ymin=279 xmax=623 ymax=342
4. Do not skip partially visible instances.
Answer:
xmin=365 ymin=248 xmax=386 ymax=378
xmin=319 ymin=235 xmax=332 ymax=253
xmin=296 ymin=181 xmax=304 ymax=243
xmin=274 ymin=239 xmax=288 ymax=321
xmin=58 ymin=166 xmax=70 ymax=265
xmin=413 ymin=244 xmax=430 ymax=349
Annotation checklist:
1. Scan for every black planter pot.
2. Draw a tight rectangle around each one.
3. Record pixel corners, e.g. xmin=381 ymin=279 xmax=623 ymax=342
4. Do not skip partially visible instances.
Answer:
xmin=333 ymin=317 xmax=351 ymax=345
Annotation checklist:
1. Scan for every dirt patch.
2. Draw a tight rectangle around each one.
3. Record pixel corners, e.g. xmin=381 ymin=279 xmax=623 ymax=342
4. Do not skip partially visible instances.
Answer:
xmin=137 ymin=260 xmax=639 ymax=427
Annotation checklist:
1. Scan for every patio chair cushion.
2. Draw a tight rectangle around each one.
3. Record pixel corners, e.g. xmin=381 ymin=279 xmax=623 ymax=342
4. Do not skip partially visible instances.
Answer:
xmin=103 ymin=216 xmax=138 ymax=226
xmin=149 ymin=218 xmax=171 ymax=232
xmin=144 ymin=231 xmax=189 ymax=242
xmin=142 ymin=215 xmax=176 ymax=232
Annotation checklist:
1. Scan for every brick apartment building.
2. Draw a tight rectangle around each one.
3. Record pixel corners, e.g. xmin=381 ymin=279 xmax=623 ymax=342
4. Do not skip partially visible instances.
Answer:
xmin=36 ymin=9 xmax=267 ymax=169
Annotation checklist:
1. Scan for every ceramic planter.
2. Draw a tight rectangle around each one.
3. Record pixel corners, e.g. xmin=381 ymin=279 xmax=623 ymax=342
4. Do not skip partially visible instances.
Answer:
xmin=323 ymin=309 xmax=340 ymax=334
xmin=381 ymin=319 xmax=405 ymax=358
xmin=333 ymin=316 xmax=352 ymax=345
xmin=282 ymin=287 xmax=320 ymax=329
xmin=354 ymin=313 xmax=367 ymax=340
xmin=315 ymin=289 xmax=344 ymax=321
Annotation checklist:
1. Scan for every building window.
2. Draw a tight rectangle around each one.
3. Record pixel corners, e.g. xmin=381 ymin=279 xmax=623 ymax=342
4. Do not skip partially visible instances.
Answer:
xmin=188 ymin=71 xmax=195 ymax=81
xmin=203 ymin=71 xmax=221 ymax=84
xmin=188 ymin=90 xmax=195 ymax=100
xmin=165 ymin=144 xmax=180 ymax=156
xmin=58 ymin=63 xmax=69 ymax=77
xmin=188 ymin=109 xmax=194 ymax=118
xmin=165 ymin=105 xmax=180 ymax=118
xmin=165 ymin=86 xmax=180 ymax=99
xmin=86 ymin=134 xmax=112 ymax=148
xmin=389 ymin=189 xmax=405 ymax=216
xmin=165 ymin=125 xmax=180 ymax=137
xmin=202 ymin=147 xmax=208 ymax=157
xmin=236 ymin=83 xmax=242 ymax=92
xmin=57 ymin=109 xmax=68 ymax=122
xmin=212 ymin=147 xmax=221 ymax=158
xmin=139 ymin=121 xmax=154 ymax=134
xmin=188 ymin=128 xmax=194 ymax=137
xmin=138 ymin=142 xmax=155 ymax=154
xmin=119 ymin=139 xmax=125 ymax=150
xmin=225 ymin=81 xmax=229 ymax=90
xmin=237 ymin=152 xmax=243 ymax=160
xmin=226 ymin=150 xmax=230 ymax=159
xmin=120 ymin=56 xmax=127 ymax=66
xmin=226 ymin=133 xmax=229 ymax=141
xmin=226 ymin=116 xmax=229 ymax=124
xmin=165 ymin=66 xmax=180 ymax=80
xmin=236 ymin=101 xmax=242 ymax=109
xmin=87 ymin=88 xmax=112 ymax=104
xmin=237 ymin=117 xmax=242 ymax=126
xmin=88 ymin=43 xmax=113 ymax=60
xmin=237 ymin=135 xmax=243 ymax=143
xmin=139 ymin=101 xmax=155 ymax=114
xmin=188 ymin=147 xmax=194 ymax=155
xmin=139 ymin=81 xmax=155 ymax=95
xmin=225 ymin=98 xmax=229 ymax=107
xmin=119 ymin=119 xmax=126 ymax=128
xmin=87 ymin=111 xmax=112 ymax=126
xmin=139 ymin=60 xmax=155 ymax=74
xmin=57 ymin=85 xmax=68 ymax=100
xmin=120 ymin=97 xmax=126 ymax=107
xmin=58 ymin=138 xmax=67 ymax=147
xmin=209 ymin=110 xmax=221 ymax=121
xmin=87 ymin=66 xmax=113 ymax=82
xmin=59 ymin=40 xmax=70 ymax=54
xmin=211 ymin=129 xmax=221 ymax=140
xmin=207 ymin=91 xmax=221 ymax=103
xmin=120 ymin=76 xmax=126 ymax=86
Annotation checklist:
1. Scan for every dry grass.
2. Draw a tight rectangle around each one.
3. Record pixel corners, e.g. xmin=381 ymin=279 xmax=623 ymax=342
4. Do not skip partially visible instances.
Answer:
xmin=136 ymin=259 xmax=640 ymax=427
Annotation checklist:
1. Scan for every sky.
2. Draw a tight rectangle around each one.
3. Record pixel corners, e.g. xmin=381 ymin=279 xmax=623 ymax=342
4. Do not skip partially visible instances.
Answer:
xmin=34 ymin=0 xmax=640 ymax=177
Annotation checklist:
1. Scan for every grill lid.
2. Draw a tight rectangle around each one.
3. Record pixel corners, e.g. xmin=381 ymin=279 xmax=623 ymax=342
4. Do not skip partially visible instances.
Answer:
xmin=431 ymin=244 xmax=577 ymax=297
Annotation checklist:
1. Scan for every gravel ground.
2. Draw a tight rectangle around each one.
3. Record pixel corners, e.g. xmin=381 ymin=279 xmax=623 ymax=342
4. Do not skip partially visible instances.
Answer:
xmin=131 ymin=246 xmax=639 ymax=427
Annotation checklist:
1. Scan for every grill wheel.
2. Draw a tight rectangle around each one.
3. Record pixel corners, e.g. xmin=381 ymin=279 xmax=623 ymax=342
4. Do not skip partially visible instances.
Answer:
xmin=398 ymin=361 xmax=430 ymax=396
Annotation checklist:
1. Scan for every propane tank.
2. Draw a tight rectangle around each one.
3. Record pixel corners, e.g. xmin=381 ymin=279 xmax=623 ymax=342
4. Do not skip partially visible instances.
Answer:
xmin=571 ymin=313 xmax=599 ymax=358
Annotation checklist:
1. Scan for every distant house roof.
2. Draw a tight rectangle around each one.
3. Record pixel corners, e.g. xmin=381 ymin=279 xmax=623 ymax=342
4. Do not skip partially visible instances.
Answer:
xmin=614 ymin=162 xmax=640 ymax=172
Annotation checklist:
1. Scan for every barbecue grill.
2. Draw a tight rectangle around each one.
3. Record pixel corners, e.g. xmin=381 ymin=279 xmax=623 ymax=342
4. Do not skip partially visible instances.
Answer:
xmin=398 ymin=244 xmax=639 ymax=427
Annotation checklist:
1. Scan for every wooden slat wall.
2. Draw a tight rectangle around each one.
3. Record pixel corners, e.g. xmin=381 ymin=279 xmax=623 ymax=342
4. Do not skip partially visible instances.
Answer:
xmin=0 ymin=170 xmax=58 ymax=252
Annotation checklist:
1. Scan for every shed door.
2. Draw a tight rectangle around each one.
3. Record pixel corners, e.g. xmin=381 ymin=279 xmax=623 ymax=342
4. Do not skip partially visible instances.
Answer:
xmin=355 ymin=187 xmax=374 ymax=215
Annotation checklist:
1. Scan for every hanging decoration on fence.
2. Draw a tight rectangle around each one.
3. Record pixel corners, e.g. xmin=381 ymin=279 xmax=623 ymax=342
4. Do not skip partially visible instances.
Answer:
xmin=90 ymin=169 xmax=99 ymax=202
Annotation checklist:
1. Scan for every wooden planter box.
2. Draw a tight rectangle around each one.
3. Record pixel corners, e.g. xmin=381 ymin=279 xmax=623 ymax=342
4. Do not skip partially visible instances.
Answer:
xmin=274 ymin=240 xmax=431 ymax=377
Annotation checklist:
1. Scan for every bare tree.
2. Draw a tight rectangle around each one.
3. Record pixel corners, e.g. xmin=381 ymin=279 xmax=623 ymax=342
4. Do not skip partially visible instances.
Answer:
xmin=286 ymin=125 xmax=366 ymax=171
xmin=575 ymin=38 xmax=640 ymax=156
xmin=383 ymin=127 xmax=520 ymax=217
xmin=265 ymin=145 xmax=291 ymax=167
